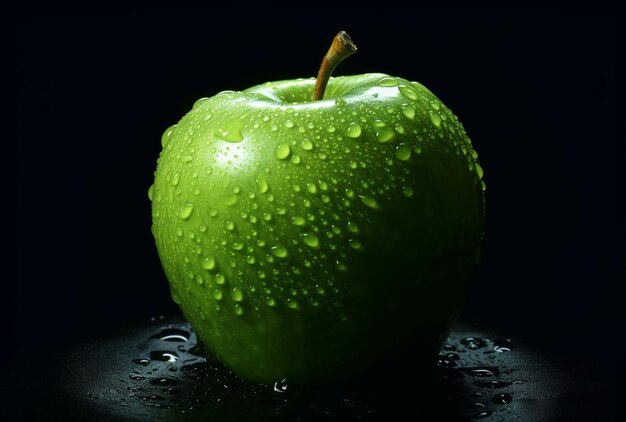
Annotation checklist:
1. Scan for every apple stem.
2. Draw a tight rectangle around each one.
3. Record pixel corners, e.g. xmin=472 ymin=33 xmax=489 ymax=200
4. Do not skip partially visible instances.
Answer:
xmin=312 ymin=31 xmax=357 ymax=101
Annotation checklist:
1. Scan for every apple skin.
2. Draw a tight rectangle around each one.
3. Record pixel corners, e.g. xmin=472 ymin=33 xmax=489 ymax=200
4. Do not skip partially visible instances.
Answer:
xmin=150 ymin=73 xmax=485 ymax=385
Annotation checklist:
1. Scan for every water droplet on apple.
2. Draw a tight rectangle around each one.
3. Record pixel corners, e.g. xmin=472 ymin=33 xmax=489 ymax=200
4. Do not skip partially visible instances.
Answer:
xmin=301 ymin=140 xmax=314 ymax=150
xmin=172 ymin=172 xmax=180 ymax=186
xmin=373 ymin=119 xmax=386 ymax=128
xmin=402 ymin=186 xmax=414 ymax=197
xmin=481 ymin=180 xmax=487 ymax=191
xmin=306 ymin=182 xmax=317 ymax=194
xmin=344 ymin=122 xmax=362 ymax=138
xmin=302 ymin=232 xmax=320 ymax=248
xmin=192 ymin=97 xmax=210 ymax=109
xmin=475 ymin=164 xmax=484 ymax=180
xmin=179 ymin=204 xmax=194 ymax=220
xmin=398 ymin=85 xmax=418 ymax=100
xmin=234 ymin=305 xmax=244 ymax=315
xmin=274 ymin=143 xmax=291 ymax=160
xmin=231 ymin=287 xmax=244 ymax=302
xmin=401 ymin=105 xmax=415 ymax=120
xmin=377 ymin=77 xmax=399 ymax=87
xmin=336 ymin=262 xmax=348 ymax=271
xmin=430 ymin=111 xmax=442 ymax=128
xmin=395 ymin=124 xmax=406 ymax=134
xmin=376 ymin=127 xmax=395 ymax=143
xmin=350 ymin=240 xmax=363 ymax=250
xmin=284 ymin=120 xmax=294 ymax=128
xmin=266 ymin=297 xmax=276 ymax=306
xmin=291 ymin=216 xmax=306 ymax=226
xmin=147 ymin=184 xmax=154 ymax=201
xmin=170 ymin=287 xmax=181 ymax=304
xmin=225 ymin=220 xmax=235 ymax=231
xmin=161 ymin=125 xmax=177 ymax=147
xmin=360 ymin=196 xmax=380 ymax=210
xmin=395 ymin=144 xmax=411 ymax=161
xmin=201 ymin=256 xmax=216 ymax=271
xmin=210 ymin=289 xmax=222 ymax=300
xmin=286 ymin=299 xmax=299 ymax=309
xmin=414 ymin=145 xmax=422 ymax=154
xmin=430 ymin=101 xmax=441 ymax=110
xmin=215 ymin=121 xmax=244 ymax=143
xmin=271 ymin=245 xmax=288 ymax=258
xmin=254 ymin=177 xmax=269 ymax=194
xmin=347 ymin=221 xmax=359 ymax=233
xmin=215 ymin=274 xmax=226 ymax=285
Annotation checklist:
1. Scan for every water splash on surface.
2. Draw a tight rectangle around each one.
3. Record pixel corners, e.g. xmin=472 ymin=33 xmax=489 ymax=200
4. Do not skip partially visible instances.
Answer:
xmin=74 ymin=317 xmax=530 ymax=420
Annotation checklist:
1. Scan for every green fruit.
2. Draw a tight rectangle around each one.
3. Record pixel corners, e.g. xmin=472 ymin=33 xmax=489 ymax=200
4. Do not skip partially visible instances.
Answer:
xmin=150 ymin=72 xmax=485 ymax=385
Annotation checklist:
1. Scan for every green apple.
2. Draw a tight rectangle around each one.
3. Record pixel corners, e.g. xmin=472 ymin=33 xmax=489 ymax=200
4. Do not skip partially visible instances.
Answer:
xmin=149 ymin=37 xmax=484 ymax=385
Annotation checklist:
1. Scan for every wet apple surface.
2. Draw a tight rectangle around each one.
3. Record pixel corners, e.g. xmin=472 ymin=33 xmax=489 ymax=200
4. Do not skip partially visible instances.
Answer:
xmin=150 ymin=72 xmax=485 ymax=385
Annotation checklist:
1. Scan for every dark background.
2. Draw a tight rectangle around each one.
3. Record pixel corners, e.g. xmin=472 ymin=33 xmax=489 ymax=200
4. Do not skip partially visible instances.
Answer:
xmin=17 ymin=5 xmax=624 ymax=419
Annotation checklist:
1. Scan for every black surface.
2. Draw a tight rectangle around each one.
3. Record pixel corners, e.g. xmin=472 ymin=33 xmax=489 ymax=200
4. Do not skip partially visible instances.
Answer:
xmin=4 ymin=315 xmax=620 ymax=421
xmin=16 ymin=5 xmax=625 ymax=420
